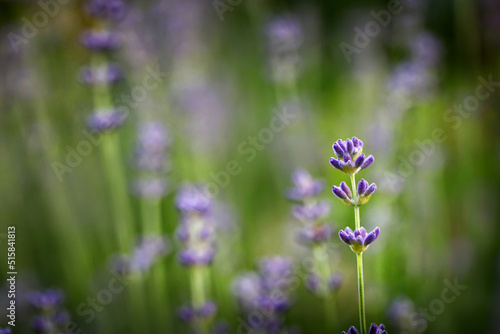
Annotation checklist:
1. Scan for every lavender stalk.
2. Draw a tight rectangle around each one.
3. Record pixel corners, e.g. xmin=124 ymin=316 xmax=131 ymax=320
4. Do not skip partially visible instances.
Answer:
xmin=330 ymin=137 xmax=382 ymax=334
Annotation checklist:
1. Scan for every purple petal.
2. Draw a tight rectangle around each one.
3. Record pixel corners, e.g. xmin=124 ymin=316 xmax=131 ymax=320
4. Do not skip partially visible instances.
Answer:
xmin=348 ymin=326 xmax=360 ymax=334
xmin=360 ymin=155 xmax=374 ymax=169
xmin=340 ymin=181 xmax=352 ymax=198
xmin=354 ymin=229 xmax=361 ymax=238
xmin=364 ymin=183 xmax=377 ymax=196
xmin=373 ymin=227 xmax=380 ymax=238
xmin=357 ymin=179 xmax=368 ymax=195
xmin=345 ymin=226 xmax=353 ymax=234
xmin=332 ymin=186 xmax=348 ymax=200
xmin=364 ymin=232 xmax=376 ymax=246
xmin=346 ymin=139 xmax=353 ymax=155
xmin=333 ymin=143 xmax=344 ymax=157
xmin=343 ymin=154 xmax=352 ymax=163
xmin=368 ymin=323 xmax=378 ymax=334
xmin=337 ymin=139 xmax=347 ymax=152
xmin=352 ymin=137 xmax=359 ymax=147
xmin=358 ymin=139 xmax=364 ymax=148
xmin=330 ymin=157 xmax=341 ymax=170
xmin=339 ymin=230 xmax=350 ymax=245
xmin=355 ymin=154 xmax=365 ymax=168
xmin=355 ymin=235 xmax=363 ymax=245
xmin=359 ymin=227 xmax=366 ymax=238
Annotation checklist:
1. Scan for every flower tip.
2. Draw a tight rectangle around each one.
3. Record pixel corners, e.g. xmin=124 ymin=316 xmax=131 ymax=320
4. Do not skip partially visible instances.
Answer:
xmin=360 ymin=155 xmax=374 ymax=169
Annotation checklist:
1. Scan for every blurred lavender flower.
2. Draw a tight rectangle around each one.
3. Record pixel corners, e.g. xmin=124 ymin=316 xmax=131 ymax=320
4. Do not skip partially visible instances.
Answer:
xmin=233 ymin=256 xmax=296 ymax=333
xmin=86 ymin=0 xmax=126 ymax=21
xmin=0 ymin=329 xmax=10 ymax=334
xmin=286 ymin=169 xmax=324 ymax=202
xmin=332 ymin=179 xmax=377 ymax=206
xmin=175 ymin=184 xmax=216 ymax=266
xmin=80 ymin=30 xmax=120 ymax=52
xmin=86 ymin=109 xmax=125 ymax=133
xmin=29 ymin=289 xmax=74 ymax=333
xmin=330 ymin=137 xmax=374 ymax=175
xmin=178 ymin=301 xmax=217 ymax=323
xmin=339 ymin=227 xmax=380 ymax=254
xmin=128 ymin=236 xmax=169 ymax=273
xmin=133 ymin=121 xmax=171 ymax=199
xmin=79 ymin=63 xmax=123 ymax=85
xmin=265 ymin=14 xmax=303 ymax=82
xmin=387 ymin=296 xmax=415 ymax=331
xmin=328 ymin=272 xmax=343 ymax=292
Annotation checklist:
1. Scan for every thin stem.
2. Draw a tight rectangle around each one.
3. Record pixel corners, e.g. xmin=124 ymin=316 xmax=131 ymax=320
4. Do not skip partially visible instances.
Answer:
xmin=351 ymin=173 xmax=366 ymax=333
xmin=190 ymin=266 xmax=209 ymax=334
xmin=356 ymin=253 xmax=367 ymax=334
xmin=350 ymin=174 xmax=361 ymax=229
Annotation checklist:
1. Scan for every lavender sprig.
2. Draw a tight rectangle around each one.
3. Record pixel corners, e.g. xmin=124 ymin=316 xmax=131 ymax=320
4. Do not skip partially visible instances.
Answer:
xmin=329 ymin=137 xmax=382 ymax=334
xmin=29 ymin=289 xmax=74 ymax=333
xmin=175 ymin=184 xmax=217 ymax=333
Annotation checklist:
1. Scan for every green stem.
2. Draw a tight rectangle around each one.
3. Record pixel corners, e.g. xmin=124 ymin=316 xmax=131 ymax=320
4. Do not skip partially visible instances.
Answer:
xmin=351 ymin=173 xmax=366 ymax=333
xmin=190 ymin=266 xmax=209 ymax=334
xmin=357 ymin=253 xmax=367 ymax=334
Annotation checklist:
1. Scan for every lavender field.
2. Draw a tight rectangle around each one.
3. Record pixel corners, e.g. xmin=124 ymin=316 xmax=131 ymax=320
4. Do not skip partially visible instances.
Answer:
xmin=0 ymin=0 xmax=499 ymax=333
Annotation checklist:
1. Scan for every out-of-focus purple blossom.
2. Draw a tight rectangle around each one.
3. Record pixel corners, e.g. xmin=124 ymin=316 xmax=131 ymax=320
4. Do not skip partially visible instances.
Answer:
xmin=86 ymin=0 xmax=126 ymax=21
xmin=328 ymin=273 xmax=343 ymax=292
xmin=292 ymin=201 xmax=330 ymax=222
xmin=128 ymin=236 xmax=169 ymax=273
xmin=176 ymin=184 xmax=217 ymax=267
xmin=213 ymin=321 xmax=230 ymax=334
xmin=79 ymin=63 xmax=123 ymax=85
xmin=233 ymin=256 xmax=296 ymax=333
xmin=286 ymin=169 xmax=324 ymax=201
xmin=0 ymin=328 xmax=11 ymax=334
xmin=409 ymin=32 xmax=442 ymax=67
xmin=266 ymin=15 xmax=303 ymax=54
xmin=305 ymin=274 xmax=321 ymax=294
xmin=387 ymin=296 xmax=415 ymax=330
xmin=80 ymin=30 xmax=120 ymax=52
xmin=296 ymin=224 xmax=332 ymax=245
xmin=330 ymin=137 xmax=374 ymax=175
xmin=332 ymin=179 xmax=377 ymax=206
xmin=29 ymin=289 xmax=64 ymax=310
xmin=175 ymin=184 xmax=212 ymax=216
xmin=135 ymin=122 xmax=170 ymax=172
xmin=178 ymin=301 xmax=217 ymax=323
xmin=339 ymin=227 xmax=381 ymax=254
xmin=29 ymin=289 xmax=74 ymax=333
xmin=86 ymin=109 xmax=126 ymax=133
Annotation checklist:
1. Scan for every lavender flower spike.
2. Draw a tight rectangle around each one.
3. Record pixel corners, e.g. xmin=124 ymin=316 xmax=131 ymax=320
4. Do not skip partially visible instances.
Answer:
xmin=330 ymin=137 xmax=374 ymax=175
xmin=339 ymin=227 xmax=381 ymax=254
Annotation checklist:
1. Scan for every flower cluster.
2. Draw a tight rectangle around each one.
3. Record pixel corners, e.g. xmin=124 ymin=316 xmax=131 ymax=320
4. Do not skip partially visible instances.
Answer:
xmin=133 ymin=122 xmax=171 ymax=199
xmin=29 ymin=289 xmax=74 ymax=333
xmin=175 ymin=184 xmax=216 ymax=266
xmin=286 ymin=169 xmax=331 ymax=245
xmin=342 ymin=323 xmax=387 ymax=334
xmin=81 ymin=0 xmax=126 ymax=133
xmin=233 ymin=257 xmax=296 ymax=333
xmin=332 ymin=179 xmax=377 ymax=206
xmin=339 ymin=227 xmax=380 ymax=254
xmin=330 ymin=137 xmax=374 ymax=175
xmin=116 ymin=236 xmax=169 ymax=274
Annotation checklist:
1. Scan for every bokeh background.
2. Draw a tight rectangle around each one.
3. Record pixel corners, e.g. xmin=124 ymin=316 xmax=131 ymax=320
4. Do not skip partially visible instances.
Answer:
xmin=0 ymin=0 xmax=499 ymax=333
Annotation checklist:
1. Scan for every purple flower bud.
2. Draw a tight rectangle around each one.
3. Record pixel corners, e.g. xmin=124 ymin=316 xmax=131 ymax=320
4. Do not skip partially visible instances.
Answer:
xmin=340 ymin=181 xmax=352 ymax=198
xmin=29 ymin=289 xmax=65 ymax=309
xmin=355 ymin=154 xmax=366 ymax=168
xmin=197 ymin=301 xmax=217 ymax=319
xmin=337 ymin=139 xmax=347 ymax=152
xmin=86 ymin=109 xmax=126 ymax=133
xmin=357 ymin=179 xmax=369 ymax=196
xmin=346 ymin=139 xmax=354 ymax=155
xmin=341 ymin=326 xmax=360 ymax=334
xmin=339 ymin=230 xmax=351 ymax=244
xmin=175 ymin=184 xmax=212 ymax=215
xmin=330 ymin=157 xmax=341 ymax=170
xmin=305 ymin=274 xmax=321 ymax=293
xmin=292 ymin=201 xmax=330 ymax=222
xmin=178 ymin=305 xmax=195 ymax=323
xmin=332 ymin=186 xmax=348 ymax=200
xmin=352 ymin=136 xmax=359 ymax=147
xmin=333 ymin=143 xmax=344 ymax=157
xmin=343 ymin=154 xmax=352 ymax=163
xmin=364 ymin=183 xmax=377 ymax=197
xmin=360 ymin=155 xmax=374 ymax=170
xmin=0 ymin=328 xmax=11 ymax=334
